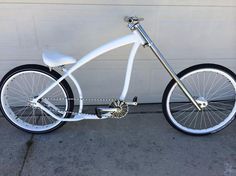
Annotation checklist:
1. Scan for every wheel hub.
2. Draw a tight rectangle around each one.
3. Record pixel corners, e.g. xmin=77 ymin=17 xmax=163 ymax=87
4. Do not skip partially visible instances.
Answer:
xmin=196 ymin=97 xmax=208 ymax=109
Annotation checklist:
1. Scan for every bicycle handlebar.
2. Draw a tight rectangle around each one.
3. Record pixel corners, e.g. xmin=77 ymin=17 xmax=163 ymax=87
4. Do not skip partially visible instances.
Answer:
xmin=124 ymin=16 xmax=144 ymax=23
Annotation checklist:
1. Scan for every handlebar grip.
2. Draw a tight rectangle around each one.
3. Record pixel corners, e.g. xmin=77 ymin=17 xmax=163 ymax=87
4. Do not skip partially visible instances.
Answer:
xmin=137 ymin=17 xmax=144 ymax=21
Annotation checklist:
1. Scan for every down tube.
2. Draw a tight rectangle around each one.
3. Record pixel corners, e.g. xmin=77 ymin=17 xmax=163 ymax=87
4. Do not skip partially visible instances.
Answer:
xmin=119 ymin=42 xmax=140 ymax=101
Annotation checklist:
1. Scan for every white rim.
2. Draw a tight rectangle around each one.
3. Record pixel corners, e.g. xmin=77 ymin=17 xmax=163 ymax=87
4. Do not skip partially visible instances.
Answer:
xmin=1 ymin=70 xmax=68 ymax=132
xmin=166 ymin=68 xmax=236 ymax=134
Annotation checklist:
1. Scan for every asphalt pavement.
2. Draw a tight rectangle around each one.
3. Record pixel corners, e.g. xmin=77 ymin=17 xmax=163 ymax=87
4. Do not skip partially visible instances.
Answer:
xmin=0 ymin=104 xmax=236 ymax=176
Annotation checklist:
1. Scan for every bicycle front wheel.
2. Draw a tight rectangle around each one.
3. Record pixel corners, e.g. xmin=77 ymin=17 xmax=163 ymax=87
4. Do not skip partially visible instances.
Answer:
xmin=163 ymin=64 xmax=236 ymax=135
xmin=0 ymin=64 xmax=74 ymax=133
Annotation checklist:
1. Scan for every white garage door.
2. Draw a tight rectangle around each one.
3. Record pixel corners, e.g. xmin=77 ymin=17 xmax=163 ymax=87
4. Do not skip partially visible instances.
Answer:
xmin=0 ymin=0 xmax=235 ymax=103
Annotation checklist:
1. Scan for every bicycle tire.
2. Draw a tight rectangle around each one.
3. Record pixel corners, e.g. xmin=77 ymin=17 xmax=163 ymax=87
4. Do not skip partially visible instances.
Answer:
xmin=162 ymin=64 xmax=236 ymax=135
xmin=0 ymin=64 xmax=74 ymax=134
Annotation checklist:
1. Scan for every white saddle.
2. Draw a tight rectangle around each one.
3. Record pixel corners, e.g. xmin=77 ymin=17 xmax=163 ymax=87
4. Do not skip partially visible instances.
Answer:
xmin=42 ymin=51 xmax=76 ymax=67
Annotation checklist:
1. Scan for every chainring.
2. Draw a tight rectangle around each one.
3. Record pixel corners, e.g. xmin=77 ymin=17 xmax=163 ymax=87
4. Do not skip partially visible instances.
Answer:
xmin=109 ymin=100 xmax=128 ymax=119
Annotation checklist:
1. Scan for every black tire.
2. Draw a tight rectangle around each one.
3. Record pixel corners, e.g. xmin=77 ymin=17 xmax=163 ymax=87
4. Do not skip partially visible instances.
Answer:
xmin=0 ymin=64 xmax=74 ymax=134
xmin=162 ymin=64 xmax=236 ymax=135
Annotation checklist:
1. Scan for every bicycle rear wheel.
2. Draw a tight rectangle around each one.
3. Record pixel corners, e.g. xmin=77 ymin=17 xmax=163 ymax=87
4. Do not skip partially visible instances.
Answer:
xmin=162 ymin=64 xmax=236 ymax=135
xmin=0 ymin=64 xmax=74 ymax=133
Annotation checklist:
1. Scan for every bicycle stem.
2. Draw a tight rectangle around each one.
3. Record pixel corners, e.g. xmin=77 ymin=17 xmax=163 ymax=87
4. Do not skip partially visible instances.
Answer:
xmin=133 ymin=23 xmax=202 ymax=111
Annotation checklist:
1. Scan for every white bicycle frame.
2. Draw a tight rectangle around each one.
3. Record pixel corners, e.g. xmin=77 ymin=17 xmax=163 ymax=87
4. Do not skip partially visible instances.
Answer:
xmin=33 ymin=30 xmax=146 ymax=121
xmin=33 ymin=19 xmax=202 ymax=122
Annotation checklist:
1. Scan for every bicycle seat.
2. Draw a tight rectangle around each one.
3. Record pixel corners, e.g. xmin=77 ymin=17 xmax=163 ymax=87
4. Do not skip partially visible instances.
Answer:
xmin=42 ymin=51 xmax=76 ymax=67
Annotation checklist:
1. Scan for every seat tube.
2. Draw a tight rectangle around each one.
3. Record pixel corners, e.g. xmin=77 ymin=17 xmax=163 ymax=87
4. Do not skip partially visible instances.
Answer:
xmin=134 ymin=23 xmax=201 ymax=111
xmin=119 ymin=42 xmax=140 ymax=101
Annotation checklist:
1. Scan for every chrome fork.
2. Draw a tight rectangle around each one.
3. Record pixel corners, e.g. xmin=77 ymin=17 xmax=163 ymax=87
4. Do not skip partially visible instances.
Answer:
xmin=126 ymin=17 xmax=201 ymax=111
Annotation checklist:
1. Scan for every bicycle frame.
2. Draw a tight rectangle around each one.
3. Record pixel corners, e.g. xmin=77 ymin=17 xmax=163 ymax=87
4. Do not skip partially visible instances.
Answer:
xmin=33 ymin=22 xmax=201 ymax=122
xmin=33 ymin=30 xmax=145 ymax=121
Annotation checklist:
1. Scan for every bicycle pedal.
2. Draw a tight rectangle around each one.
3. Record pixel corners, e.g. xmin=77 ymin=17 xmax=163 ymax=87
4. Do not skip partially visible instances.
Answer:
xmin=126 ymin=96 xmax=138 ymax=106
xmin=95 ymin=107 xmax=118 ymax=118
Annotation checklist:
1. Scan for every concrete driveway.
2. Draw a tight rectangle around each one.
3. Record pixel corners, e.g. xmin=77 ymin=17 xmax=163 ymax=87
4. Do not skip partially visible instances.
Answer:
xmin=0 ymin=104 xmax=235 ymax=176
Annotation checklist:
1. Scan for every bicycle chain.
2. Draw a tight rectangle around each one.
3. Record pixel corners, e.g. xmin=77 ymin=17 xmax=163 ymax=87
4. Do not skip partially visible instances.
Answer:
xmin=48 ymin=68 xmax=117 ymax=115
xmin=42 ymin=97 xmax=116 ymax=102
xmin=41 ymin=97 xmax=117 ymax=115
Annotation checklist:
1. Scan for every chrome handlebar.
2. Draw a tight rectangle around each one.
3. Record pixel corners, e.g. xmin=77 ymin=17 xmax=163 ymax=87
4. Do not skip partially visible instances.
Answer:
xmin=124 ymin=16 xmax=144 ymax=23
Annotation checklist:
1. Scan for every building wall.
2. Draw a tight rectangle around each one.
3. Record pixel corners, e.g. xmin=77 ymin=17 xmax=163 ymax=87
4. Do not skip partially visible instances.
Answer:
xmin=0 ymin=0 xmax=235 ymax=103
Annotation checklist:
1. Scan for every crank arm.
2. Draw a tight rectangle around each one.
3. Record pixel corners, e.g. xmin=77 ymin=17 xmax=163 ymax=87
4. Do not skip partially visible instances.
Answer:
xmin=126 ymin=102 xmax=137 ymax=106
xmin=126 ymin=96 xmax=138 ymax=106
xmin=96 ymin=107 xmax=119 ymax=112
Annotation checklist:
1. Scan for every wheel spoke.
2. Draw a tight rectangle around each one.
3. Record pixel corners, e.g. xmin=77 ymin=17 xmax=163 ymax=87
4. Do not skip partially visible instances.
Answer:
xmin=173 ymin=105 xmax=195 ymax=119
xmin=207 ymin=81 xmax=233 ymax=100
xmin=178 ymin=107 xmax=196 ymax=123
xmin=171 ymin=102 xmax=192 ymax=110
xmin=186 ymin=110 xmax=199 ymax=128
xmin=206 ymin=73 xmax=218 ymax=99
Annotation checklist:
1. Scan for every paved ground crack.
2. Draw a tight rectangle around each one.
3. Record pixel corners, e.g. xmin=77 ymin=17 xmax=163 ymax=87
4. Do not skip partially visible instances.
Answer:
xmin=18 ymin=134 xmax=34 ymax=176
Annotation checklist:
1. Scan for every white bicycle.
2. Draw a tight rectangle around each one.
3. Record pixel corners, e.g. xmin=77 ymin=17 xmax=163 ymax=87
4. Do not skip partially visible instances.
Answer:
xmin=1 ymin=17 xmax=236 ymax=135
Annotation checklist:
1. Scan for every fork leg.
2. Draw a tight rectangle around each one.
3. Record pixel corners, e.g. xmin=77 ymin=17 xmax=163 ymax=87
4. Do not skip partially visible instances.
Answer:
xmin=135 ymin=24 xmax=201 ymax=111
xmin=150 ymin=43 xmax=201 ymax=111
